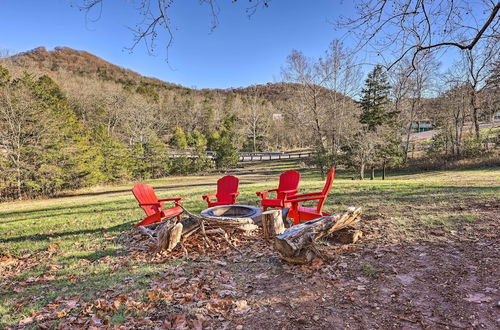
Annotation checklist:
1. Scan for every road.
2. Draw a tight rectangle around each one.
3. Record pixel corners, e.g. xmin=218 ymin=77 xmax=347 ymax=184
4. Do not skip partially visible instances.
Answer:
xmin=409 ymin=121 xmax=499 ymax=142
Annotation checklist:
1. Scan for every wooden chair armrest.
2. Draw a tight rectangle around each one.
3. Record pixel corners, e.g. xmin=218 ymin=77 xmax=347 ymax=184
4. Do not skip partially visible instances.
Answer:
xmin=287 ymin=195 xmax=324 ymax=203
xmin=288 ymin=192 xmax=322 ymax=199
xmin=256 ymin=189 xmax=277 ymax=198
xmin=202 ymin=193 xmax=216 ymax=201
xmin=139 ymin=202 xmax=161 ymax=206
xmin=158 ymin=197 xmax=183 ymax=203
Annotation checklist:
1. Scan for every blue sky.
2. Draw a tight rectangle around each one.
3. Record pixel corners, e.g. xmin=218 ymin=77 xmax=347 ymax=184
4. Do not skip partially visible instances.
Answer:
xmin=0 ymin=0 xmax=365 ymax=88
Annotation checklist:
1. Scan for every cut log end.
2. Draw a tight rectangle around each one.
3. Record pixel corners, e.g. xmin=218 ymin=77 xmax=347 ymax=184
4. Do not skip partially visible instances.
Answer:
xmin=262 ymin=209 xmax=285 ymax=239
xmin=330 ymin=228 xmax=363 ymax=244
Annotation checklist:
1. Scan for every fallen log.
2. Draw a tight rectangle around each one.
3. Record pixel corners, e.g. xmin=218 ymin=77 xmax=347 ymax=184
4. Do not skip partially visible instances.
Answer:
xmin=137 ymin=206 xmax=259 ymax=252
xmin=274 ymin=207 xmax=362 ymax=264
xmin=182 ymin=205 xmax=259 ymax=233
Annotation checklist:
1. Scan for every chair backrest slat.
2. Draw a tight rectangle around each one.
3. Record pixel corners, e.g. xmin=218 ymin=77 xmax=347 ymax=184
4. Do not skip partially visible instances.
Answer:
xmin=317 ymin=168 xmax=335 ymax=212
xmin=277 ymin=170 xmax=300 ymax=198
xmin=132 ymin=183 xmax=159 ymax=216
xmin=216 ymin=175 xmax=239 ymax=204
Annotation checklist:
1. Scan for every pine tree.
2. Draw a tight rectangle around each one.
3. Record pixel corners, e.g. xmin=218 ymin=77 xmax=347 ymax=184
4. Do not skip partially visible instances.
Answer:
xmin=0 ymin=65 xmax=10 ymax=86
xmin=170 ymin=126 xmax=188 ymax=149
xmin=190 ymin=130 xmax=212 ymax=172
xmin=93 ymin=126 xmax=132 ymax=182
xmin=213 ymin=116 xmax=239 ymax=169
xmin=359 ymin=65 xmax=393 ymax=130
xmin=351 ymin=65 xmax=403 ymax=179
xmin=144 ymin=134 xmax=169 ymax=178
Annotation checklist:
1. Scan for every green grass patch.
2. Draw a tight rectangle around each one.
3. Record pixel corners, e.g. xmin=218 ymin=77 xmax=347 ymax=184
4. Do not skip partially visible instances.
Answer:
xmin=361 ymin=264 xmax=381 ymax=277
xmin=420 ymin=213 xmax=479 ymax=229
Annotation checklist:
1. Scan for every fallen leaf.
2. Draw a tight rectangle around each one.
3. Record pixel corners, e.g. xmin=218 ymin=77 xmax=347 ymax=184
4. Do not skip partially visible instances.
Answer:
xmin=48 ymin=242 xmax=61 ymax=252
xmin=234 ymin=300 xmax=250 ymax=313
xmin=464 ymin=293 xmax=492 ymax=303
xmin=147 ymin=290 xmax=161 ymax=301
xmin=213 ymin=260 xmax=228 ymax=266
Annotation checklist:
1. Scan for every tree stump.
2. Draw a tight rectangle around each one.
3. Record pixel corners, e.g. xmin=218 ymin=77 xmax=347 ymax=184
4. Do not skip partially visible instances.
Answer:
xmin=274 ymin=207 xmax=362 ymax=264
xmin=158 ymin=222 xmax=183 ymax=251
xmin=262 ymin=209 xmax=285 ymax=239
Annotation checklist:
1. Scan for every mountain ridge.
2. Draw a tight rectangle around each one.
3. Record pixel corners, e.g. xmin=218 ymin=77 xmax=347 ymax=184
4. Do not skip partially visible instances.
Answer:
xmin=4 ymin=46 xmax=347 ymax=102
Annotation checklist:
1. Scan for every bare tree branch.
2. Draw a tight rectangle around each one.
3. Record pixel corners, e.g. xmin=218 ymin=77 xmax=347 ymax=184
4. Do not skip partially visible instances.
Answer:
xmin=339 ymin=0 xmax=500 ymax=70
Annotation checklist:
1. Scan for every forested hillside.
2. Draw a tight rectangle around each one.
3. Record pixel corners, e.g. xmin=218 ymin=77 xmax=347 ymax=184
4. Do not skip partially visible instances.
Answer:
xmin=0 ymin=46 xmax=498 ymax=200
xmin=0 ymin=47 xmax=339 ymax=200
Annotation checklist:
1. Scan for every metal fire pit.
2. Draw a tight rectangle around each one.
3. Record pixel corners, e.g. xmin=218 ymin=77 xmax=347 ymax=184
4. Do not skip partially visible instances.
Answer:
xmin=200 ymin=204 xmax=262 ymax=223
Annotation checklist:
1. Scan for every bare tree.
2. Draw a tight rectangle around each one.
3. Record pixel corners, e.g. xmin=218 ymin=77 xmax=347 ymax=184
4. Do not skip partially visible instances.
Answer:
xmin=463 ymin=39 xmax=499 ymax=138
xmin=281 ymin=50 xmax=329 ymax=150
xmin=349 ymin=128 xmax=382 ymax=180
xmin=242 ymin=85 xmax=271 ymax=152
xmin=392 ymin=53 xmax=440 ymax=160
xmin=339 ymin=0 xmax=500 ymax=70
xmin=319 ymin=40 xmax=363 ymax=163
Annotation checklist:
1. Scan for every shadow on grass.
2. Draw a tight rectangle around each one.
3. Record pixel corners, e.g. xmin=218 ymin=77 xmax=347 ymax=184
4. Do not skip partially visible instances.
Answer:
xmin=0 ymin=222 xmax=134 ymax=244
xmin=59 ymin=182 xmax=215 ymax=199
xmin=0 ymin=205 xmax=138 ymax=225
xmin=0 ymin=200 xmax=137 ymax=218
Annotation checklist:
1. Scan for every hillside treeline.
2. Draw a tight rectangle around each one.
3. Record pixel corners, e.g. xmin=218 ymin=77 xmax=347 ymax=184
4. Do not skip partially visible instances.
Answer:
xmin=0 ymin=45 xmax=499 ymax=200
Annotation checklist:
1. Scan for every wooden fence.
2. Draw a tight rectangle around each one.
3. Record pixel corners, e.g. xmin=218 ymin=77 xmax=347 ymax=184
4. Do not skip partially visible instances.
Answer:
xmin=167 ymin=150 xmax=312 ymax=162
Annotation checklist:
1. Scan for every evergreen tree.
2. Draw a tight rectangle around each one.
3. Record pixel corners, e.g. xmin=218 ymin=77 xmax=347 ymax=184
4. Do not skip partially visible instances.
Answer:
xmin=191 ymin=129 xmax=207 ymax=151
xmin=359 ymin=65 xmax=393 ymax=130
xmin=144 ymin=134 xmax=169 ymax=178
xmin=0 ymin=71 xmax=99 ymax=198
xmin=0 ymin=65 xmax=10 ymax=86
xmin=170 ymin=126 xmax=188 ymax=149
xmin=350 ymin=66 xmax=403 ymax=179
xmin=213 ymin=116 xmax=239 ymax=169
xmin=190 ymin=130 xmax=212 ymax=172
xmin=93 ymin=126 xmax=132 ymax=182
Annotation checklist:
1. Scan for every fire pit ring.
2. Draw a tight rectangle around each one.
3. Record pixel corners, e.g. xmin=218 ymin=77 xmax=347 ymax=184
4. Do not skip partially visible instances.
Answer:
xmin=200 ymin=204 xmax=262 ymax=223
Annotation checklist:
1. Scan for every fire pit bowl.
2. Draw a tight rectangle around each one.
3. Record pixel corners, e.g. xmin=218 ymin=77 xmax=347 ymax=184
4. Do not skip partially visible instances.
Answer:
xmin=200 ymin=204 xmax=262 ymax=223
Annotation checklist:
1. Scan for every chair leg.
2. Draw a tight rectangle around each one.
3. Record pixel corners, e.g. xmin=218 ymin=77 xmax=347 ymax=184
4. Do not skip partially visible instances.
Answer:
xmin=176 ymin=215 xmax=181 ymax=222
xmin=293 ymin=215 xmax=300 ymax=225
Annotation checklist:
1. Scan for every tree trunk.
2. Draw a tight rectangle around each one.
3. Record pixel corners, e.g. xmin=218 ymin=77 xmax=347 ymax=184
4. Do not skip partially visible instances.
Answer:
xmin=470 ymin=91 xmax=481 ymax=139
xmin=274 ymin=207 xmax=362 ymax=264
xmin=16 ymin=164 xmax=21 ymax=200
xmin=382 ymin=161 xmax=386 ymax=180
xmin=370 ymin=168 xmax=375 ymax=180
xmin=359 ymin=162 xmax=365 ymax=180
xmin=262 ymin=209 xmax=284 ymax=239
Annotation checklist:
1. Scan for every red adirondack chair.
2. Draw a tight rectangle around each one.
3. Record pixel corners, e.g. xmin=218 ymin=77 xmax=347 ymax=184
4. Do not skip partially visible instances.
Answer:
xmin=132 ymin=183 xmax=183 ymax=227
xmin=256 ymin=170 xmax=301 ymax=211
xmin=287 ymin=168 xmax=335 ymax=225
xmin=202 ymin=175 xmax=240 ymax=207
